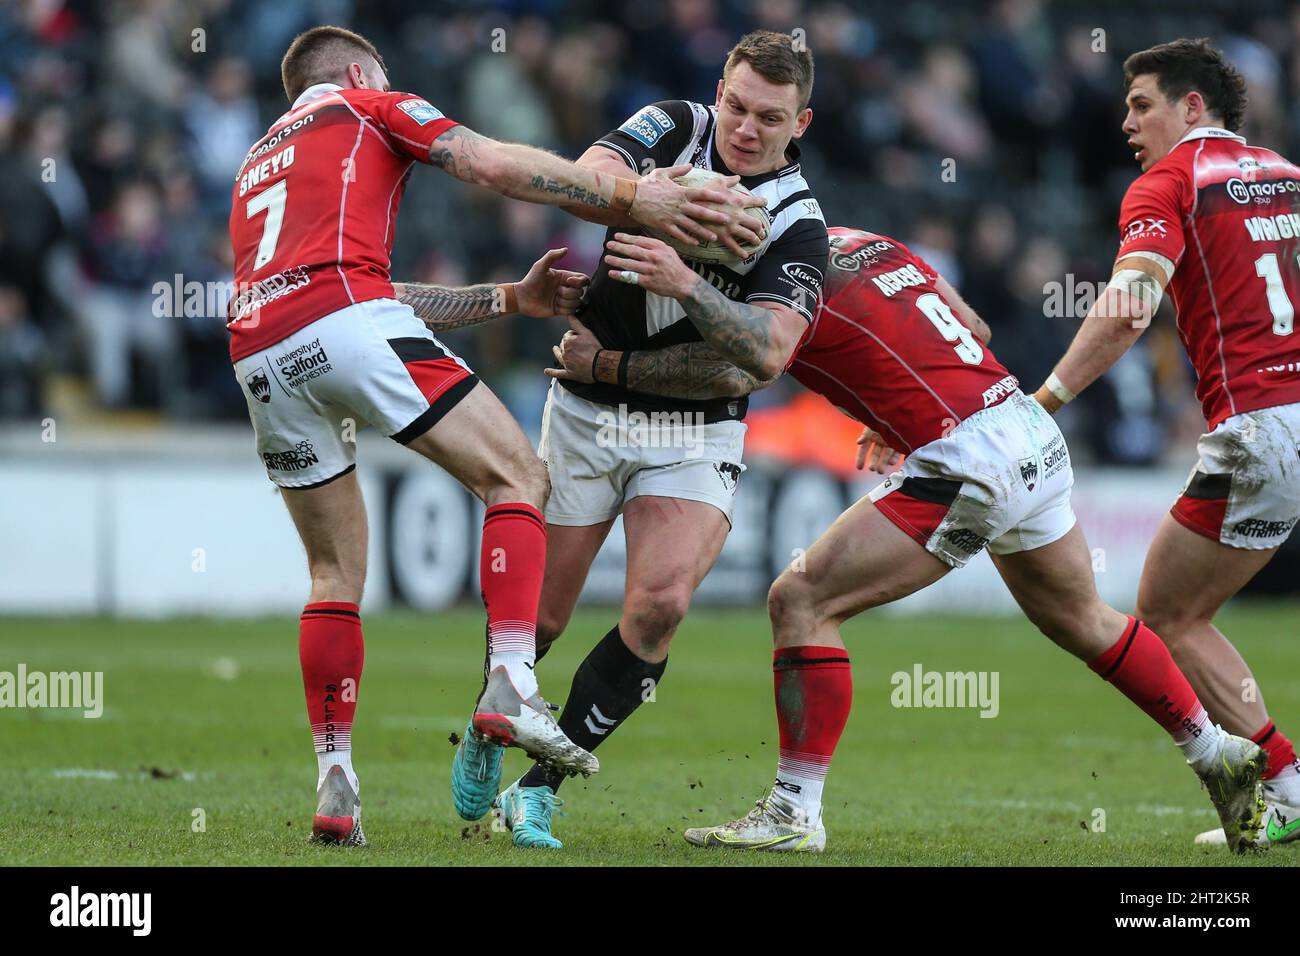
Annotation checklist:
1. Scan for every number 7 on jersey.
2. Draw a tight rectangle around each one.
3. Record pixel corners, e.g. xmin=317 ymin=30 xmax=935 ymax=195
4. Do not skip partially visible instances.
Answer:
xmin=246 ymin=180 xmax=288 ymax=272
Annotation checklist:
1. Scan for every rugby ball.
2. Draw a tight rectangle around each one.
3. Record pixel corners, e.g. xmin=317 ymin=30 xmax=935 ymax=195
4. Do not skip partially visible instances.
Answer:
xmin=649 ymin=167 xmax=772 ymax=265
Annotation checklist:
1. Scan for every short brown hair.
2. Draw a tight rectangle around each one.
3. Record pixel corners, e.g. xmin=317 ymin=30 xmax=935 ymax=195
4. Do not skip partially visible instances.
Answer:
xmin=281 ymin=25 xmax=387 ymax=103
xmin=723 ymin=30 xmax=814 ymax=111
xmin=1123 ymin=38 xmax=1247 ymax=132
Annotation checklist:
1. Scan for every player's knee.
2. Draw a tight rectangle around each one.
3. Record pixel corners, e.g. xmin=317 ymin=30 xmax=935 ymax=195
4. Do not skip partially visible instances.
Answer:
xmin=767 ymin=571 xmax=814 ymax=631
xmin=625 ymin=585 xmax=692 ymax=644
xmin=1135 ymin=601 xmax=1197 ymax=647
xmin=1027 ymin=598 xmax=1111 ymax=656
xmin=490 ymin=455 xmax=549 ymax=510
xmin=519 ymin=456 xmax=551 ymax=508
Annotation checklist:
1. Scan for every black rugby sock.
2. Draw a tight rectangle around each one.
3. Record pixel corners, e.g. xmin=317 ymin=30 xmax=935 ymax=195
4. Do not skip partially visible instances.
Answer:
xmin=520 ymin=625 xmax=666 ymax=793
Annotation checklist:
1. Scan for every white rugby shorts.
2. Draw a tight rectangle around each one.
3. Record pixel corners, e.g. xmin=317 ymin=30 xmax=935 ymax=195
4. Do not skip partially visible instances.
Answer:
xmin=1170 ymin=402 xmax=1300 ymax=549
xmin=868 ymin=391 xmax=1076 ymax=568
xmin=233 ymin=298 xmax=477 ymax=488
xmin=538 ymin=380 xmax=746 ymax=526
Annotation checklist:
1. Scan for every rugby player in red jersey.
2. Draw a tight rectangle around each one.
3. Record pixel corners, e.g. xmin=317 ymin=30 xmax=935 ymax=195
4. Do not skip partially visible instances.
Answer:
xmin=549 ymin=225 xmax=1267 ymax=852
xmin=229 ymin=25 xmax=766 ymax=845
xmin=1030 ymin=39 xmax=1300 ymax=848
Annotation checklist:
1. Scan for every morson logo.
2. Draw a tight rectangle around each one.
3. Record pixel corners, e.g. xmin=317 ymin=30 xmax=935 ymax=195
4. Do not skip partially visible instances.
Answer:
xmin=830 ymin=238 xmax=894 ymax=272
xmin=1225 ymin=177 xmax=1300 ymax=205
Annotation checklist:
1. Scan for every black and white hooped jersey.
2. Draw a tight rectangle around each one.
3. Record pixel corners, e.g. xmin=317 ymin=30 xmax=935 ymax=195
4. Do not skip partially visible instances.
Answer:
xmin=564 ymin=99 xmax=828 ymax=423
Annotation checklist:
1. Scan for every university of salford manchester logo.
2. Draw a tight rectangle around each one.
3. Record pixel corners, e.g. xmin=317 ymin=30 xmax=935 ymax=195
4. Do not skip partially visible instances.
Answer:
xmin=1018 ymin=457 xmax=1039 ymax=491
xmin=245 ymin=369 xmax=271 ymax=403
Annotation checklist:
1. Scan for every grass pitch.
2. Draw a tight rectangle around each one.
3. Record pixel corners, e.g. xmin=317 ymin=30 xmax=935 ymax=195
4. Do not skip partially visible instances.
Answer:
xmin=2 ymin=606 xmax=1296 ymax=866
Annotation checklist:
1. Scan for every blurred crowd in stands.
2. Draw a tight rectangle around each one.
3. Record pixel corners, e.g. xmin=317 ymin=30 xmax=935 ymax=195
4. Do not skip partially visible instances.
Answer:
xmin=2 ymin=0 xmax=1300 ymax=466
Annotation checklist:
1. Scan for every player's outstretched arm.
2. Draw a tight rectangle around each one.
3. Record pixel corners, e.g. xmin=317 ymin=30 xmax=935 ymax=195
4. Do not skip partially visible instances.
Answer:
xmin=1033 ymin=254 xmax=1171 ymax=413
xmin=396 ymin=248 xmax=589 ymax=330
xmin=555 ymin=146 xmax=768 ymax=258
xmin=552 ymin=146 xmax=657 ymax=230
xmin=427 ymin=127 xmax=755 ymax=251
xmin=393 ymin=280 xmax=502 ymax=331
xmin=543 ymin=318 xmax=776 ymax=399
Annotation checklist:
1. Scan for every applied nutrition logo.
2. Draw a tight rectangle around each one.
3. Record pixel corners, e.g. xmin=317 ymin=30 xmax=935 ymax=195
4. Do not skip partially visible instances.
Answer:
xmin=50 ymin=886 xmax=151 ymax=936
xmin=262 ymin=439 xmax=320 ymax=473
xmin=0 ymin=665 xmax=103 ymax=718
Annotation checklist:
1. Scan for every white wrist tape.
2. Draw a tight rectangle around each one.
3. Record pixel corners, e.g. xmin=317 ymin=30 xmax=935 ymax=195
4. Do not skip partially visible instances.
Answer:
xmin=1044 ymin=372 xmax=1076 ymax=405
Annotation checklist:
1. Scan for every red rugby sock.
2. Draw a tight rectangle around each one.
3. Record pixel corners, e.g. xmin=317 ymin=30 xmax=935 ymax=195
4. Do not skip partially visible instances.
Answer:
xmin=1252 ymin=721 xmax=1299 ymax=781
xmin=772 ymin=646 xmax=853 ymax=819
xmin=299 ymin=602 xmax=364 ymax=761
xmin=1088 ymin=617 xmax=1210 ymax=744
xmin=481 ymin=503 xmax=546 ymax=698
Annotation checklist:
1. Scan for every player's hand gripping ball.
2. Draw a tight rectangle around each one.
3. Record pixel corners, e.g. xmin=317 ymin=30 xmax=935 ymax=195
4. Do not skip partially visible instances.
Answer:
xmin=647 ymin=167 xmax=772 ymax=265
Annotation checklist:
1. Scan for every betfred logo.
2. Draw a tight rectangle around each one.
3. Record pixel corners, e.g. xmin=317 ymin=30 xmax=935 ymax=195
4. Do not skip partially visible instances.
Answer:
xmin=618 ymin=105 xmax=676 ymax=148
xmin=1122 ymin=217 xmax=1168 ymax=243
xmin=396 ymin=98 xmax=444 ymax=126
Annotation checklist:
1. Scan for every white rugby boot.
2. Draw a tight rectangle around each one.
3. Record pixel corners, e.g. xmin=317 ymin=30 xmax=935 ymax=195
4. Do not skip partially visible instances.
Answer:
xmin=310 ymin=764 xmax=367 ymax=846
xmin=1196 ymin=776 xmax=1300 ymax=849
xmin=684 ymin=788 xmax=826 ymax=853
xmin=471 ymin=665 xmax=599 ymax=778
xmin=1193 ymin=732 xmax=1266 ymax=853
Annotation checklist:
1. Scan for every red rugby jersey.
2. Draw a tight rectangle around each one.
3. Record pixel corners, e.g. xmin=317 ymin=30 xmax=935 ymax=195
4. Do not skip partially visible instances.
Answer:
xmin=227 ymin=84 xmax=458 ymax=361
xmin=789 ymin=228 xmax=1017 ymax=453
xmin=1116 ymin=127 xmax=1300 ymax=428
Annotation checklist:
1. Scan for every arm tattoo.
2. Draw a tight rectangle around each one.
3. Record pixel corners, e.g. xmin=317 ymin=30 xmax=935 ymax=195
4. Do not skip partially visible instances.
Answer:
xmin=680 ymin=276 xmax=775 ymax=376
xmin=398 ymin=282 xmax=502 ymax=330
xmin=428 ymin=126 xmax=484 ymax=183
xmin=528 ymin=176 xmax=611 ymax=209
xmin=594 ymin=349 xmax=622 ymax=384
xmin=618 ymin=342 xmax=775 ymax=400
xmin=436 ymin=127 xmax=623 ymax=213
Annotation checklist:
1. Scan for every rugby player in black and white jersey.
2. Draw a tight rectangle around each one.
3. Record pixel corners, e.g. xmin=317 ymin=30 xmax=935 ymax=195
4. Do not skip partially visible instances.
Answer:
xmin=457 ymin=31 xmax=828 ymax=849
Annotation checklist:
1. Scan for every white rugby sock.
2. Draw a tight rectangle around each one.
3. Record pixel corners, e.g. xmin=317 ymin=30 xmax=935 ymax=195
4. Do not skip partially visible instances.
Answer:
xmin=772 ymin=753 xmax=828 ymax=827
xmin=1182 ymin=720 xmax=1225 ymax=774
xmin=489 ymin=622 xmax=539 ymax=699
xmin=318 ymin=750 xmax=359 ymax=793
